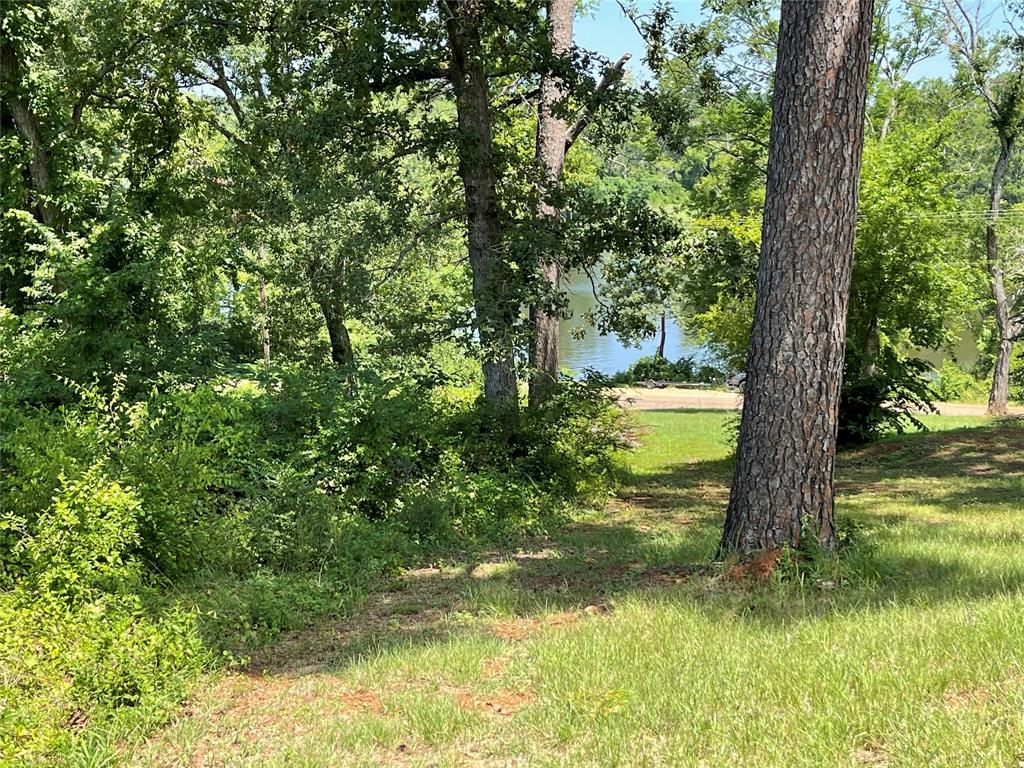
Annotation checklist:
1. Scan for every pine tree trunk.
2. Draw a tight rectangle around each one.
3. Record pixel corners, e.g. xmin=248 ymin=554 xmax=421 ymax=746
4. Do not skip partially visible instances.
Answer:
xmin=985 ymin=136 xmax=1014 ymax=416
xmin=528 ymin=0 xmax=574 ymax=408
xmin=446 ymin=0 xmax=519 ymax=415
xmin=721 ymin=0 xmax=874 ymax=555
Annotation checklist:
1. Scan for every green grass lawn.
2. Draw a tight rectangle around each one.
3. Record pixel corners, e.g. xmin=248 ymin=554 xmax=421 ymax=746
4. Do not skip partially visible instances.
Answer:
xmin=116 ymin=412 xmax=1024 ymax=768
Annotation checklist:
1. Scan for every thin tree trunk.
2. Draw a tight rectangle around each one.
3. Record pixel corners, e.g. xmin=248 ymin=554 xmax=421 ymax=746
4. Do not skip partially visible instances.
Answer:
xmin=446 ymin=0 xmax=518 ymax=415
xmin=985 ymin=136 xmax=1014 ymax=416
xmin=657 ymin=309 xmax=667 ymax=359
xmin=864 ymin=313 xmax=880 ymax=377
xmin=721 ymin=0 xmax=874 ymax=555
xmin=0 ymin=42 xmax=60 ymax=229
xmin=878 ymin=91 xmax=898 ymax=140
xmin=259 ymin=278 xmax=271 ymax=371
xmin=528 ymin=0 xmax=574 ymax=408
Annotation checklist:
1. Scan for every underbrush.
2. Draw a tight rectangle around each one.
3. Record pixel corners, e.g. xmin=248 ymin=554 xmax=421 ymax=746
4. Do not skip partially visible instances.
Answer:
xmin=0 ymin=368 xmax=625 ymax=766
xmin=933 ymin=359 xmax=992 ymax=403
xmin=608 ymin=355 xmax=724 ymax=386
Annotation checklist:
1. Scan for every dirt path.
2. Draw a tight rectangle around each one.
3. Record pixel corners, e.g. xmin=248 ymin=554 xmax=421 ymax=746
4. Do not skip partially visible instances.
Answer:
xmin=613 ymin=387 xmax=1022 ymax=416
xmin=614 ymin=387 xmax=742 ymax=411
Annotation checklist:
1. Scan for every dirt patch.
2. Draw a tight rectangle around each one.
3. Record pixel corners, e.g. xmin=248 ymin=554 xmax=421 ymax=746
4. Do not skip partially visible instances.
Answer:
xmin=634 ymin=563 xmax=694 ymax=587
xmin=942 ymin=686 xmax=992 ymax=710
xmin=213 ymin=673 xmax=385 ymax=723
xmin=491 ymin=610 xmax=584 ymax=641
xmin=726 ymin=549 xmax=782 ymax=582
xmin=245 ymin=567 xmax=467 ymax=675
xmin=481 ymin=655 xmax=510 ymax=678
xmin=853 ymin=743 xmax=889 ymax=767
xmin=456 ymin=687 xmax=534 ymax=717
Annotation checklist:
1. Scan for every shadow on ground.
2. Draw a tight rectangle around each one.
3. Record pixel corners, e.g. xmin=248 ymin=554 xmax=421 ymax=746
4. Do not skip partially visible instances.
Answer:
xmin=236 ymin=420 xmax=1024 ymax=680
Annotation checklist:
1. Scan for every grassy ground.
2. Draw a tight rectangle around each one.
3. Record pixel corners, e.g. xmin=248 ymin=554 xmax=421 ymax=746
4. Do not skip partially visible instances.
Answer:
xmin=113 ymin=412 xmax=1024 ymax=768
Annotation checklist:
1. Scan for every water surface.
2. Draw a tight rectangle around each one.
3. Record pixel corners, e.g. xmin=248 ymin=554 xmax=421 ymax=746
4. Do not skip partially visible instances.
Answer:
xmin=557 ymin=271 xmax=712 ymax=375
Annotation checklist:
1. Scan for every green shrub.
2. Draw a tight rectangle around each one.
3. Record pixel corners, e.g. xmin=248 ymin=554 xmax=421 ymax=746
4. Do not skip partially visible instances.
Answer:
xmin=399 ymin=378 xmax=627 ymax=542
xmin=0 ymin=591 xmax=209 ymax=767
xmin=22 ymin=467 xmax=143 ymax=600
xmin=609 ymin=355 xmax=723 ymax=385
xmin=838 ymin=350 xmax=935 ymax=445
xmin=934 ymin=359 xmax=990 ymax=403
xmin=0 ymin=369 xmax=624 ymax=763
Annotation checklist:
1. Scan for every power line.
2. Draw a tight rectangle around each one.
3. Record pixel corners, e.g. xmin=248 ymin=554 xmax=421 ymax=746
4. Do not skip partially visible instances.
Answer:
xmin=683 ymin=208 xmax=1024 ymax=223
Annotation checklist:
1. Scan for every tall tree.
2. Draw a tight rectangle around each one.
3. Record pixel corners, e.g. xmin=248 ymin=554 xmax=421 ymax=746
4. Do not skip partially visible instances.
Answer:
xmin=528 ymin=0 xmax=574 ymax=407
xmin=939 ymin=0 xmax=1024 ymax=415
xmin=445 ymin=0 xmax=519 ymax=414
xmin=0 ymin=40 xmax=59 ymax=229
xmin=721 ymin=0 xmax=874 ymax=554
xmin=528 ymin=6 xmax=631 ymax=406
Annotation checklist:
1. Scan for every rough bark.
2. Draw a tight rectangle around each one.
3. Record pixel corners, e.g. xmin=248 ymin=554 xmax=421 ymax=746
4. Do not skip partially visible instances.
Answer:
xmin=528 ymin=0 xmax=574 ymax=407
xmin=985 ymin=136 xmax=1015 ymax=416
xmin=446 ymin=0 xmax=519 ymax=415
xmin=721 ymin=0 xmax=875 ymax=555
xmin=0 ymin=41 xmax=60 ymax=228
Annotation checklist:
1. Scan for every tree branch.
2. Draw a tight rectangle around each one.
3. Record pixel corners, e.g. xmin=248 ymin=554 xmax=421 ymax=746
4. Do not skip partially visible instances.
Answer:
xmin=209 ymin=57 xmax=246 ymax=125
xmin=371 ymin=212 xmax=461 ymax=291
xmin=70 ymin=19 xmax=191 ymax=130
xmin=564 ymin=52 xmax=632 ymax=153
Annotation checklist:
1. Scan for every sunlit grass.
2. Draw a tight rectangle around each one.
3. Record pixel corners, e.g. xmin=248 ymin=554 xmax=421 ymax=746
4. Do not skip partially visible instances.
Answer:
xmin=120 ymin=412 xmax=1024 ymax=768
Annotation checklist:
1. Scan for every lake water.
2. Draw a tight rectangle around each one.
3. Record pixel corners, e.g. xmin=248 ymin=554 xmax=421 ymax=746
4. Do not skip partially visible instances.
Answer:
xmin=556 ymin=271 xmax=714 ymax=375
xmin=556 ymin=271 xmax=979 ymax=376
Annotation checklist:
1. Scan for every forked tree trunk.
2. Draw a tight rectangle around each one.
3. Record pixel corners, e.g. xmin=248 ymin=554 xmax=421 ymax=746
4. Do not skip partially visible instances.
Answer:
xmin=446 ymin=0 xmax=519 ymax=415
xmin=528 ymin=0 xmax=574 ymax=408
xmin=721 ymin=0 xmax=874 ymax=555
xmin=985 ymin=136 xmax=1015 ymax=416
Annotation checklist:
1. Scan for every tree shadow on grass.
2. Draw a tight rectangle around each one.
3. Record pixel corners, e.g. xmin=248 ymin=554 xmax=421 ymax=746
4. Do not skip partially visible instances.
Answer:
xmin=230 ymin=421 xmax=1024 ymax=679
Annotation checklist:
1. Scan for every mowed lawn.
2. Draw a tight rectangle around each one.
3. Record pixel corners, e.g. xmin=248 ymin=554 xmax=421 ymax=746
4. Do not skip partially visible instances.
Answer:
xmin=121 ymin=412 xmax=1024 ymax=768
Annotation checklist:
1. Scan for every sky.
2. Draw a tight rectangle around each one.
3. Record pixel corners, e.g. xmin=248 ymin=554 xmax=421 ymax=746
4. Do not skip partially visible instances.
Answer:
xmin=574 ymin=1 xmax=687 ymax=85
xmin=572 ymin=0 xmax=1013 ymax=86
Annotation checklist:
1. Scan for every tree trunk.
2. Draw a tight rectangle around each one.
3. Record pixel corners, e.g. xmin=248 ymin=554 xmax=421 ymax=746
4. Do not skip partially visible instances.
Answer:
xmin=864 ymin=312 xmax=880 ymax=377
xmin=259 ymin=278 xmax=271 ymax=371
xmin=321 ymin=302 xmax=354 ymax=367
xmin=0 ymin=42 xmax=60 ymax=229
xmin=657 ymin=309 xmax=667 ymax=359
xmin=985 ymin=136 xmax=1014 ymax=416
xmin=528 ymin=0 xmax=574 ymax=408
xmin=721 ymin=0 xmax=874 ymax=555
xmin=446 ymin=0 xmax=519 ymax=415
xmin=878 ymin=91 xmax=898 ymax=140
